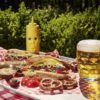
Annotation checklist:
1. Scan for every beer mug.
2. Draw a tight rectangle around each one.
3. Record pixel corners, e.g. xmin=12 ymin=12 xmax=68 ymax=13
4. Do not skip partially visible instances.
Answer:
xmin=76 ymin=40 xmax=100 ymax=100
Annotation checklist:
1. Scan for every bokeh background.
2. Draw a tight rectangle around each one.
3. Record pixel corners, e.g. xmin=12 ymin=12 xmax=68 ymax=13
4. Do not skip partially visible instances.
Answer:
xmin=0 ymin=0 xmax=100 ymax=57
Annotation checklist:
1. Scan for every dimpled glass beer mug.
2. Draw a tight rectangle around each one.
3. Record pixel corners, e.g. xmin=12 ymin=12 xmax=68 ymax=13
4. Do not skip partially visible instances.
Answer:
xmin=76 ymin=40 xmax=100 ymax=100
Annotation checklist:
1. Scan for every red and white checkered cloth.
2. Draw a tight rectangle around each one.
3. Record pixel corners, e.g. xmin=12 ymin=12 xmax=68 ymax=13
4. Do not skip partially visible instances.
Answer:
xmin=0 ymin=47 xmax=81 ymax=100
xmin=0 ymin=87 xmax=33 ymax=100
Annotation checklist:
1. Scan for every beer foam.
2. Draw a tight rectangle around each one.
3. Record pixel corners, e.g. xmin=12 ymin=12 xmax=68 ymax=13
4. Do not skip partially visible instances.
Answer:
xmin=77 ymin=40 xmax=100 ymax=52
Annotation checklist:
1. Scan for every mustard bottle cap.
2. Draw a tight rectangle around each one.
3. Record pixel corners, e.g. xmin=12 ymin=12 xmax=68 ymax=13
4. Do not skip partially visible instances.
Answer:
xmin=27 ymin=17 xmax=37 ymax=27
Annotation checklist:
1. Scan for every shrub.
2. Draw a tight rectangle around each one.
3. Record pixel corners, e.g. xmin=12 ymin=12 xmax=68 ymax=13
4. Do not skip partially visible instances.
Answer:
xmin=0 ymin=2 xmax=58 ymax=50
xmin=41 ymin=7 xmax=100 ymax=57
xmin=0 ymin=2 xmax=100 ymax=57
xmin=0 ymin=8 xmax=20 ymax=48
xmin=0 ymin=2 xmax=32 ymax=49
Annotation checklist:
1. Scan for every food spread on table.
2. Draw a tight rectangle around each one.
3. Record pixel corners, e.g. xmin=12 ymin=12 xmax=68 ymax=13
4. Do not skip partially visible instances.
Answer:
xmin=0 ymin=48 xmax=78 ymax=96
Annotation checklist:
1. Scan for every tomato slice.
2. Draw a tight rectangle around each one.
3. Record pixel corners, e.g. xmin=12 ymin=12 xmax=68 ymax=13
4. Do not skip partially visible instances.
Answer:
xmin=56 ymin=69 xmax=63 ymax=74
xmin=21 ymin=76 xmax=40 ymax=88
xmin=32 ymin=80 xmax=40 ymax=87
xmin=26 ymin=79 xmax=39 ymax=88
xmin=21 ymin=77 xmax=30 ymax=86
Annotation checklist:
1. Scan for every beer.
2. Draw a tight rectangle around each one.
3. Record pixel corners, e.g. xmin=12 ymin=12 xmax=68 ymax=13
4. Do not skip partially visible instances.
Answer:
xmin=77 ymin=40 xmax=100 ymax=100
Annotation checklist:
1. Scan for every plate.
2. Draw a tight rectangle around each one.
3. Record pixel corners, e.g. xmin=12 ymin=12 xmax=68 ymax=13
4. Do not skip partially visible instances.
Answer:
xmin=0 ymin=77 xmax=86 ymax=100
xmin=0 ymin=54 xmax=87 ymax=100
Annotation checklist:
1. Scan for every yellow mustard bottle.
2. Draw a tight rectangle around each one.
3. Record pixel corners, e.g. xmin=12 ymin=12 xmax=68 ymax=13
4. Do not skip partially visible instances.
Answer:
xmin=26 ymin=17 xmax=40 ymax=53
